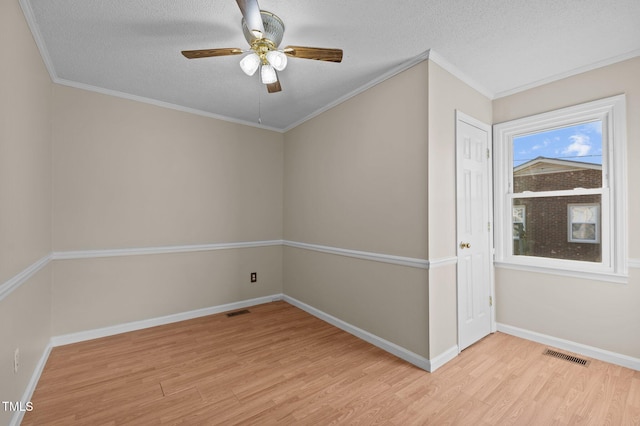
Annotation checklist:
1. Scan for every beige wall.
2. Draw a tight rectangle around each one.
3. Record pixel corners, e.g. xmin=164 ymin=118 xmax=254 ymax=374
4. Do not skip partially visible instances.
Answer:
xmin=283 ymin=62 xmax=431 ymax=358
xmin=283 ymin=247 xmax=429 ymax=356
xmin=0 ymin=0 xmax=53 ymax=422
xmin=53 ymin=86 xmax=283 ymax=250
xmin=52 ymin=247 xmax=282 ymax=335
xmin=493 ymin=57 xmax=640 ymax=358
xmin=427 ymin=63 xmax=493 ymax=259
xmin=283 ymin=60 xmax=492 ymax=362
xmin=284 ymin=63 xmax=430 ymax=259
xmin=426 ymin=62 xmax=493 ymax=357
xmin=51 ymin=85 xmax=285 ymax=334
xmin=0 ymin=2 xmax=52 ymax=284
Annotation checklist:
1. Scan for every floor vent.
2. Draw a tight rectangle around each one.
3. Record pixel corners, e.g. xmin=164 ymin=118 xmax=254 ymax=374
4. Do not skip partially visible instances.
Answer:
xmin=543 ymin=349 xmax=590 ymax=366
xmin=226 ymin=309 xmax=250 ymax=317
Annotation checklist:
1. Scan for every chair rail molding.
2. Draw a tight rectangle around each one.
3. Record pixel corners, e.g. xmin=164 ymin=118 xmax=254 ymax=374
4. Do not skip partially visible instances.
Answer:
xmin=0 ymin=254 xmax=52 ymax=302
xmin=283 ymin=240 xmax=430 ymax=269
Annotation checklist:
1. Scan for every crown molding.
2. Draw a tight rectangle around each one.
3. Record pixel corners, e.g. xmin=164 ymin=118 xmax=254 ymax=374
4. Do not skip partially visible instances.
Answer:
xmin=494 ymin=48 xmax=640 ymax=99
xmin=283 ymin=50 xmax=432 ymax=132
xmin=53 ymin=78 xmax=284 ymax=133
xmin=18 ymin=0 xmax=57 ymax=82
xmin=426 ymin=50 xmax=494 ymax=99
xmin=19 ymin=0 xmax=640 ymax=131
xmin=17 ymin=0 xmax=281 ymax=133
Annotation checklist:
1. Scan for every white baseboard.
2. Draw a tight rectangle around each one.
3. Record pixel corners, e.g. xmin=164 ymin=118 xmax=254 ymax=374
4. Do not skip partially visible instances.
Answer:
xmin=51 ymin=294 xmax=283 ymax=347
xmin=497 ymin=323 xmax=640 ymax=371
xmin=283 ymin=295 xmax=442 ymax=372
xmin=10 ymin=344 xmax=52 ymax=426
xmin=429 ymin=345 xmax=459 ymax=372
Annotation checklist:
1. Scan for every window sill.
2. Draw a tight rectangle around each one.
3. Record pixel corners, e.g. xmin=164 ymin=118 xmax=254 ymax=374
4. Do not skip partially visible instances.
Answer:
xmin=493 ymin=261 xmax=628 ymax=284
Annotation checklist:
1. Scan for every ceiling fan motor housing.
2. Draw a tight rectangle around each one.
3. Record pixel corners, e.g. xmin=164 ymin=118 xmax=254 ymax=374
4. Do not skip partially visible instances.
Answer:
xmin=242 ymin=10 xmax=285 ymax=47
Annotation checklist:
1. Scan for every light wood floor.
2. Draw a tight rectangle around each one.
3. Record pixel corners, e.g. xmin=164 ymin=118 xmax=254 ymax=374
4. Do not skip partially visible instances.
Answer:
xmin=23 ymin=301 xmax=640 ymax=425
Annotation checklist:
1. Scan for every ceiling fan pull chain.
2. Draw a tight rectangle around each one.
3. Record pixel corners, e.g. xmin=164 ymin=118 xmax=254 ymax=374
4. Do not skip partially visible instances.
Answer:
xmin=258 ymin=89 xmax=262 ymax=125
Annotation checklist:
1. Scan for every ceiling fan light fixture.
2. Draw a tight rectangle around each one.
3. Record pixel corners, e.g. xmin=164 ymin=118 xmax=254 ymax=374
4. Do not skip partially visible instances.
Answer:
xmin=260 ymin=64 xmax=277 ymax=84
xmin=182 ymin=0 xmax=343 ymax=96
xmin=266 ymin=50 xmax=287 ymax=71
xmin=239 ymin=52 xmax=261 ymax=76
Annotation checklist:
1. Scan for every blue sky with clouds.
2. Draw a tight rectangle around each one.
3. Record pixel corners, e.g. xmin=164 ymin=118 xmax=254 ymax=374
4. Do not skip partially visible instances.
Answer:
xmin=513 ymin=121 xmax=602 ymax=167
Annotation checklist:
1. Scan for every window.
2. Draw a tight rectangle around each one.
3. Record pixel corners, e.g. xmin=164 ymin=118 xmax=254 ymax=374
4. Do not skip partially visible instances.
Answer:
xmin=493 ymin=95 xmax=627 ymax=282
xmin=513 ymin=205 xmax=525 ymax=240
xmin=568 ymin=204 xmax=599 ymax=244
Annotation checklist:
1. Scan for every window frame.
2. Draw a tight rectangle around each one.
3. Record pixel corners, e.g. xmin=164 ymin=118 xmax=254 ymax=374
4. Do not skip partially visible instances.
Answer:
xmin=493 ymin=95 xmax=628 ymax=283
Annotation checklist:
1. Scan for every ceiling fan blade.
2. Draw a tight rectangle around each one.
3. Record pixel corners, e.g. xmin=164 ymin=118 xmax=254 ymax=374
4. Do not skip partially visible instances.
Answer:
xmin=236 ymin=0 xmax=265 ymax=38
xmin=182 ymin=48 xmax=243 ymax=59
xmin=283 ymin=46 xmax=343 ymax=63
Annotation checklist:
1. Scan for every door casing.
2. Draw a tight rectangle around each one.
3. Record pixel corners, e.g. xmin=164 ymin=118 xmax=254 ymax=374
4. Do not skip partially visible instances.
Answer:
xmin=455 ymin=110 xmax=496 ymax=352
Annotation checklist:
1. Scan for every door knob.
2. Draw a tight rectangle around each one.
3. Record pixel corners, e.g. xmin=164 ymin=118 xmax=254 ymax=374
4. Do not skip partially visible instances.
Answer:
xmin=459 ymin=242 xmax=471 ymax=249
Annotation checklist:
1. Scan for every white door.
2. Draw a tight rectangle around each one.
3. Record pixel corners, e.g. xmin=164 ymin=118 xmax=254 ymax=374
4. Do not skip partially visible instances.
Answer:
xmin=456 ymin=111 xmax=493 ymax=351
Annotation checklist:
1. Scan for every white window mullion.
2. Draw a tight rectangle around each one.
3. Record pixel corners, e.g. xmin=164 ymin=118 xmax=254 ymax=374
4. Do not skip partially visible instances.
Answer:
xmin=512 ymin=188 xmax=603 ymax=199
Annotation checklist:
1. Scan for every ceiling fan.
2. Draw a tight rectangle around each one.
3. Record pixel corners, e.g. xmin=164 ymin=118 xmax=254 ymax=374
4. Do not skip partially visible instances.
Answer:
xmin=181 ymin=0 xmax=343 ymax=93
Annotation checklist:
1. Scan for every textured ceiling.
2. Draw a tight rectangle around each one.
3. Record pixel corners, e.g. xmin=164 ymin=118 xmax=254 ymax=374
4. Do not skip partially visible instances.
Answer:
xmin=21 ymin=0 xmax=640 ymax=131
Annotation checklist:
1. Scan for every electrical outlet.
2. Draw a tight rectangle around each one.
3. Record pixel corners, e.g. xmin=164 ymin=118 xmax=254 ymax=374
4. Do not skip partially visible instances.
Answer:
xmin=250 ymin=272 xmax=257 ymax=283
xmin=14 ymin=348 xmax=19 ymax=373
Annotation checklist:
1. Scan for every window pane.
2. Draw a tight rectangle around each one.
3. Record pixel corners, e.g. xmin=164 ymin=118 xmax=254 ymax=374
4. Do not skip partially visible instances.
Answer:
xmin=513 ymin=194 xmax=601 ymax=262
xmin=513 ymin=121 xmax=602 ymax=192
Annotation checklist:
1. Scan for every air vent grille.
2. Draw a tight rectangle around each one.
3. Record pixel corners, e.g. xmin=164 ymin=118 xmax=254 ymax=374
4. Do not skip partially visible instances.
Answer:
xmin=543 ymin=348 xmax=590 ymax=366
xmin=226 ymin=309 xmax=251 ymax=317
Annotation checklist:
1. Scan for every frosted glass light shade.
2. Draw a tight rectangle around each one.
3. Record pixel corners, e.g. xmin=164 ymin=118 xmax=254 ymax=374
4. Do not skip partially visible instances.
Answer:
xmin=242 ymin=11 xmax=285 ymax=46
xmin=260 ymin=64 xmax=277 ymax=84
xmin=266 ymin=50 xmax=287 ymax=71
xmin=239 ymin=53 xmax=260 ymax=76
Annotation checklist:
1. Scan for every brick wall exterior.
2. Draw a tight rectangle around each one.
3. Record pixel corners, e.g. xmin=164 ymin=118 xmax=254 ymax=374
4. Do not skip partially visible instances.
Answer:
xmin=514 ymin=169 xmax=602 ymax=192
xmin=513 ymin=168 xmax=602 ymax=262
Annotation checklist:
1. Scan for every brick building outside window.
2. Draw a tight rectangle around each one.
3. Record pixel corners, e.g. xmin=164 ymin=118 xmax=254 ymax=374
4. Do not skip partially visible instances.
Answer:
xmin=513 ymin=157 xmax=602 ymax=262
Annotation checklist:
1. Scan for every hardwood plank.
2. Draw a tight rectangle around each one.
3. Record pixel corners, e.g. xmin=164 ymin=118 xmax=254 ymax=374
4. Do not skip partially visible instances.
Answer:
xmin=22 ymin=301 xmax=639 ymax=425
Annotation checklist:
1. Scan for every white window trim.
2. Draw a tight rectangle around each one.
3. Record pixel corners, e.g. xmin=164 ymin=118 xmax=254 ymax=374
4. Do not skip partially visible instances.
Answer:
xmin=493 ymin=95 xmax=628 ymax=283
